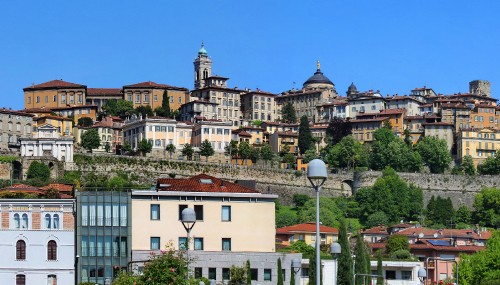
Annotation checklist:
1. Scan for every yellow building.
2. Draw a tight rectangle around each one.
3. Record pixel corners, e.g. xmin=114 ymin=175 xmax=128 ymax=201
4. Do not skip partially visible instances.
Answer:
xmin=24 ymin=80 xmax=87 ymax=109
xmin=34 ymin=115 xmax=73 ymax=137
xmin=269 ymin=131 xmax=298 ymax=154
xmin=422 ymin=122 xmax=455 ymax=150
xmin=123 ymin=81 xmax=189 ymax=111
xmin=240 ymin=89 xmax=280 ymax=122
xmin=131 ymin=174 xmax=277 ymax=252
xmin=457 ymin=128 xmax=500 ymax=166
xmin=276 ymin=223 xmax=338 ymax=247
xmin=51 ymin=105 xmax=98 ymax=125
xmin=470 ymin=104 xmax=500 ymax=129
xmin=232 ymin=126 xmax=265 ymax=146
xmin=191 ymin=120 xmax=232 ymax=153
xmin=351 ymin=117 xmax=387 ymax=143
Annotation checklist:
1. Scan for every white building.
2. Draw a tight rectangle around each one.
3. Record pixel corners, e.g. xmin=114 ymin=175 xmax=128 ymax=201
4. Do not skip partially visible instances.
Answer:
xmin=0 ymin=199 xmax=75 ymax=285
xmin=20 ymin=124 xmax=74 ymax=162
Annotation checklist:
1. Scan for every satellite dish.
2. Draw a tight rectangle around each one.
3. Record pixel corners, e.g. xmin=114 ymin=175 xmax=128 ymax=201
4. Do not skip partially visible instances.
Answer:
xmin=419 ymin=233 xmax=424 ymax=238
xmin=433 ymin=233 xmax=438 ymax=238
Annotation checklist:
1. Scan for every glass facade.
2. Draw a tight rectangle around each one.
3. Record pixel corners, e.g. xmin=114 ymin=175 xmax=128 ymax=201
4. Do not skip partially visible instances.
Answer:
xmin=77 ymin=190 xmax=131 ymax=284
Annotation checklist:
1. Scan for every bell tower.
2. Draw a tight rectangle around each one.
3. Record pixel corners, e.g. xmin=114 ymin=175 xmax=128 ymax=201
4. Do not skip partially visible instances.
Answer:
xmin=193 ymin=42 xmax=212 ymax=89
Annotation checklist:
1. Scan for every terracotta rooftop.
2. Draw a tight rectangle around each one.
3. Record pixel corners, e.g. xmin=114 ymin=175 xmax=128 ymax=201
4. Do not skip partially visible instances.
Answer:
xmin=351 ymin=117 xmax=389 ymax=123
xmin=276 ymin=223 xmax=339 ymax=235
xmin=397 ymin=227 xmax=492 ymax=240
xmin=24 ymin=79 xmax=86 ymax=91
xmin=87 ymin=88 xmax=122 ymax=96
xmin=124 ymin=81 xmax=187 ymax=90
xmin=39 ymin=183 xmax=73 ymax=193
xmin=369 ymin=241 xmax=486 ymax=253
xmin=156 ymin=174 xmax=259 ymax=193
xmin=2 ymin=184 xmax=39 ymax=191
xmin=237 ymin=131 xmax=252 ymax=137
xmin=362 ymin=225 xmax=389 ymax=235
xmin=379 ymin=108 xmax=406 ymax=115
xmin=1 ymin=108 xmax=35 ymax=116
xmin=36 ymin=115 xmax=73 ymax=121
xmin=275 ymin=131 xmax=299 ymax=137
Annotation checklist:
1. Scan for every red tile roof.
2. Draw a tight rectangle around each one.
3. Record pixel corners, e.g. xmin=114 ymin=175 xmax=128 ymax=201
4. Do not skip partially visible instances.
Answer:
xmin=237 ymin=131 xmax=252 ymax=137
xmin=362 ymin=225 xmax=389 ymax=235
xmin=24 ymin=80 xmax=86 ymax=90
xmin=397 ymin=227 xmax=492 ymax=240
xmin=1 ymin=183 xmax=73 ymax=198
xmin=369 ymin=241 xmax=486 ymax=253
xmin=39 ymin=183 xmax=73 ymax=193
xmin=351 ymin=117 xmax=389 ymax=123
xmin=1 ymin=108 xmax=35 ymax=116
xmin=22 ymin=107 xmax=54 ymax=113
xmin=276 ymin=223 xmax=339 ymax=234
xmin=3 ymin=184 xmax=39 ymax=191
xmin=87 ymin=88 xmax=122 ymax=96
xmin=156 ymin=174 xmax=259 ymax=193
xmin=379 ymin=108 xmax=406 ymax=115
xmin=123 ymin=81 xmax=187 ymax=90
xmin=36 ymin=115 xmax=73 ymax=121
xmin=276 ymin=131 xmax=299 ymax=137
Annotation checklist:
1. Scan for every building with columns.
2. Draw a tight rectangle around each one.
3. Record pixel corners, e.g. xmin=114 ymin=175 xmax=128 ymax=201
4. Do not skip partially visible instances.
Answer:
xmin=20 ymin=124 xmax=74 ymax=162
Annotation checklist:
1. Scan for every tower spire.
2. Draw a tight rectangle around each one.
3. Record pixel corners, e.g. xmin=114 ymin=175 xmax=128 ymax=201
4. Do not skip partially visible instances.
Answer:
xmin=316 ymin=60 xmax=320 ymax=70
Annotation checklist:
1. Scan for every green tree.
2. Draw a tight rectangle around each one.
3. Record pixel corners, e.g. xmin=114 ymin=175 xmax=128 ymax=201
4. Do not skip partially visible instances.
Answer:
xmin=77 ymin=117 xmax=93 ymax=127
xmin=455 ymin=204 xmax=472 ymax=225
xmin=473 ymin=187 xmax=500 ymax=227
xmin=182 ymin=144 xmax=194 ymax=161
xmin=229 ymin=265 xmax=247 ymax=285
xmin=403 ymin=128 xmax=413 ymax=146
xmin=260 ymin=143 xmax=274 ymax=165
xmin=137 ymin=138 xmax=153 ymax=156
xmin=462 ymin=155 xmax=476 ymax=175
xmin=457 ymin=230 xmax=500 ymax=285
xmin=249 ymin=146 xmax=260 ymax=163
xmin=293 ymin=194 xmax=310 ymax=208
xmin=246 ymin=260 xmax=251 ymax=285
xmin=366 ymin=211 xmax=389 ymax=228
xmin=477 ymin=152 xmax=500 ymax=175
xmin=252 ymin=120 xmax=263 ymax=127
xmin=282 ymin=153 xmax=295 ymax=169
xmin=166 ymin=143 xmax=176 ymax=159
xmin=104 ymin=142 xmax=111 ymax=153
xmin=277 ymin=258 xmax=283 ymax=285
xmin=81 ymin=129 xmax=101 ymax=153
xmin=354 ymin=237 xmax=368 ymax=285
xmin=308 ymin=252 xmax=322 ymax=285
xmin=112 ymin=270 xmax=139 ymax=285
xmin=238 ymin=141 xmax=252 ymax=164
xmin=290 ymin=263 xmax=296 ymax=285
xmin=27 ymin=161 xmax=50 ymax=183
xmin=155 ymin=89 xmax=171 ymax=118
xmin=338 ymin=219 xmax=353 ymax=285
xmin=139 ymin=246 xmax=188 ymax=285
xmin=303 ymin=148 xmax=319 ymax=163
xmin=416 ymin=136 xmax=452 ymax=173
xmin=281 ymin=102 xmax=297 ymax=123
xmin=122 ymin=141 xmax=132 ymax=154
xmin=225 ymin=140 xmax=239 ymax=163
xmin=426 ymin=195 xmax=455 ymax=226
xmin=103 ymin=99 xmax=135 ymax=119
xmin=376 ymin=250 xmax=383 ymax=285
xmin=298 ymin=198 xmax=343 ymax=227
xmin=326 ymin=117 xmax=352 ymax=146
xmin=386 ymin=234 xmax=410 ymax=255
xmin=135 ymin=105 xmax=154 ymax=117
xmin=326 ymin=135 xmax=368 ymax=170
xmin=199 ymin=139 xmax=215 ymax=162
xmin=298 ymin=115 xmax=312 ymax=155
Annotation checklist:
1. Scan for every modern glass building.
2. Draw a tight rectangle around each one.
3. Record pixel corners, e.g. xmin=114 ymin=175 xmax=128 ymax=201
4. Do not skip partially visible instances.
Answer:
xmin=76 ymin=190 xmax=131 ymax=284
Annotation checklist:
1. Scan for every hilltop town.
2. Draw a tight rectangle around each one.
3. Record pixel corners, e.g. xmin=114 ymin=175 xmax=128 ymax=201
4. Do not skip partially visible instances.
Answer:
xmin=0 ymin=45 xmax=499 ymax=285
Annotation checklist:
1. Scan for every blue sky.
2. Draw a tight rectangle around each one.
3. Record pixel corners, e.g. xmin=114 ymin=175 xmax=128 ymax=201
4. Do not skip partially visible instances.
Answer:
xmin=1 ymin=0 xmax=498 ymax=110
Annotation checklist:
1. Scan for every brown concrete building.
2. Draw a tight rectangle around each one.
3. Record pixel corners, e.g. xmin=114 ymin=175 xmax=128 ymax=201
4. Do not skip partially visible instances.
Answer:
xmin=123 ymin=81 xmax=189 ymax=111
xmin=24 ymin=80 xmax=87 ymax=109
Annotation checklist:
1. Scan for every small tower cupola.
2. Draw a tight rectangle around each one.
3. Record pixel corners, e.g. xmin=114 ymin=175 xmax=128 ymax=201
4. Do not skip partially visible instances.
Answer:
xmin=193 ymin=42 xmax=212 ymax=89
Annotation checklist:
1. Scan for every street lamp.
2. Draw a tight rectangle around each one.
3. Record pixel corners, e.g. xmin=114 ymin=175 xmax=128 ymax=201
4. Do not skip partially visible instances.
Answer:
xmin=181 ymin=207 xmax=197 ymax=280
xmin=418 ymin=267 xmax=427 ymax=285
xmin=291 ymin=258 xmax=302 ymax=285
xmin=307 ymin=159 xmax=327 ymax=285
xmin=330 ymin=242 xmax=341 ymax=285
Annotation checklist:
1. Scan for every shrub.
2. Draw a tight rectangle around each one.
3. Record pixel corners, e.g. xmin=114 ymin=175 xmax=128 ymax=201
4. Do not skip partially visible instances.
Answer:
xmin=389 ymin=249 xmax=412 ymax=260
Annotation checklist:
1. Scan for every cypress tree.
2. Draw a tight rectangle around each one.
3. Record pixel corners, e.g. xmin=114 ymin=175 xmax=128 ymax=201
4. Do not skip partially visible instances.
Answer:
xmin=376 ymin=250 xmax=383 ymax=284
xmin=290 ymin=264 xmax=295 ymax=285
xmin=354 ymin=237 xmax=367 ymax=285
xmin=298 ymin=115 xmax=312 ymax=155
xmin=246 ymin=260 xmax=251 ymax=285
xmin=338 ymin=219 xmax=353 ymax=285
xmin=365 ymin=251 xmax=372 ymax=285
xmin=309 ymin=256 xmax=316 ymax=285
xmin=277 ymin=258 xmax=284 ymax=285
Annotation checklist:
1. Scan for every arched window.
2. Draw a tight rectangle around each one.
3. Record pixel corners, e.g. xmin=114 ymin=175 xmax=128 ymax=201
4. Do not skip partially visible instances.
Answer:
xmin=45 ymin=214 xmax=51 ymax=229
xmin=14 ymin=213 xmax=20 ymax=228
xmin=16 ymin=274 xmax=25 ymax=285
xmin=16 ymin=240 xmax=26 ymax=260
xmin=21 ymin=214 xmax=28 ymax=229
xmin=53 ymin=214 xmax=60 ymax=229
xmin=47 ymin=240 xmax=57 ymax=260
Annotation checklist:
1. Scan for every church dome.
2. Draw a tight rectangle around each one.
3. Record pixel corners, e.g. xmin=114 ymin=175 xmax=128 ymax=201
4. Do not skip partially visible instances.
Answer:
xmin=303 ymin=61 xmax=334 ymax=88
xmin=348 ymin=82 xmax=358 ymax=93
xmin=198 ymin=42 xmax=208 ymax=55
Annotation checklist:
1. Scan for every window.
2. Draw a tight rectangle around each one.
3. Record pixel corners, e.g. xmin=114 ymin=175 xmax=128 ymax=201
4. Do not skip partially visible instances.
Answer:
xmin=16 ymin=240 xmax=26 ymax=260
xmin=150 ymin=237 xmax=160 ymax=250
xmin=301 ymin=267 xmax=309 ymax=277
xmin=14 ymin=213 xmax=20 ymax=228
xmin=151 ymin=204 xmax=160 ymax=220
xmin=22 ymin=213 xmax=28 ymax=228
xmin=194 ymin=205 xmax=203 ymax=220
xmin=45 ymin=214 xmax=51 ymax=229
xmin=179 ymin=237 xmax=187 ymax=250
xmin=194 ymin=267 xmax=202 ymax=279
xmin=385 ymin=270 xmax=396 ymax=280
xmin=53 ymin=214 xmax=59 ymax=229
xmin=194 ymin=238 xmax=204 ymax=250
xmin=222 ymin=268 xmax=230 ymax=280
xmin=250 ymin=268 xmax=258 ymax=280
xmin=222 ymin=238 xmax=231 ymax=251
xmin=16 ymin=275 xmax=25 ymax=285
xmin=401 ymin=270 xmax=412 ymax=280
xmin=47 ymin=275 xmax=57 ymax=285
xmin=178 ymin=204 xmax=188 ymax=220
xmin=47 ymin=240 xmax=57 ymax=260
xmin=222 ymin=206 xmax=231 ymax=221
xmin=208 ymin=268 xmax=217 ymax=280
xmin=264 ymin=269 xmax=272 ymax=281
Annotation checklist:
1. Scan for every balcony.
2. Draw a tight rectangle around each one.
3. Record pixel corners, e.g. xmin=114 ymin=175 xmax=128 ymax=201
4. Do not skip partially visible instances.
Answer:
xmin=281 ymin=138 xmax=295 ymax=144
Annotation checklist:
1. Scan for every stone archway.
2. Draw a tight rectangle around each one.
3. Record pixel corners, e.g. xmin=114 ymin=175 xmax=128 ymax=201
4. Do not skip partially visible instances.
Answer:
xmin=342 ymin=179 xmax=354 ymax=194
xmin=12 ymin=161 xmax=22 ymax=180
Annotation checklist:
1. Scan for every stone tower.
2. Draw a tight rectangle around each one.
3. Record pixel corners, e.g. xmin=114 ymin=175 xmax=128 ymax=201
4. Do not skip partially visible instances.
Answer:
xmin=193 ymin=42 xmax=212 ymax=89
xmin=469 ymin=80 xmax=491 ymax=97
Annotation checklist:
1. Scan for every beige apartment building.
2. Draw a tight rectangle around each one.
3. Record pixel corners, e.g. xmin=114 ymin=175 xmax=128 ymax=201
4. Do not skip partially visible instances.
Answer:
xmin=457 ymin=128 xmax=500 ymax=166
xmin=240 ymin=90 xmax=280 ymax=122
xmin=276 ymin=223 xmax=338 ymax=247
xmin=24 ymin=80 xmax=87 ymax=109
xmin=131 ymin=174 xmax=277 ymax=253
xmin=123 ymin=81 xmax=189 ymax=111
xmin=0 ymin=109 xmax=34 ymax=152
xmin=191 ymin=120 xmax=232 ymax=153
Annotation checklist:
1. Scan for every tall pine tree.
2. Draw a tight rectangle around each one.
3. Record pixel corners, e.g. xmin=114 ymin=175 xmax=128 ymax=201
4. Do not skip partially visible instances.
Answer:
xmin=246 ymin=260 xmax=251 ymax=285
xmin=298 ymin=115 xmax=313 ymax=155
xmin=338 ymin=219 xmax=353 ymax=285
xmin=277 ymin=258 xmax=283 ymax=285
xmin=376 ymin=250 xmax=383 ymax=284
xmin=354 ymin=237 xmax=368 ymax=285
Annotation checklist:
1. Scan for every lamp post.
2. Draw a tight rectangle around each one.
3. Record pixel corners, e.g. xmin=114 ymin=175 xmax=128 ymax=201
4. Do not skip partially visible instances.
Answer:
xmin=291 ymin=258 xmax=301 ymax=285
xmin=307 ymin=159 xmax=327 ymax=285
xmin=330 ymin=242 xmax=341 ymax=285
xmin=418 ymin=267 xmax=427 ymax=285
xmin=181 ymin=208 xmax=197 ymax=280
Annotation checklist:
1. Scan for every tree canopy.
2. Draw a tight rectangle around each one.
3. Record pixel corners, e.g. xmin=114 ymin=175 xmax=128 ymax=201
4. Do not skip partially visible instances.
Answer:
xmin=326 ymin=135 xmax=368 ymax=170
xmin=473 ymin=187 xmax=500 ymax=228
xmin=181 ymin=144 xmax=194 ymax=160
xmin=199 ymin=139 xmax=215 ymax=162
xmin=103 ymin=99 xmax=134 ymax=119
xmin=298 ymin=115 xmax=312 ymax=155
xmin=281 ymin=102 xmax=297 ymax=123
xmin=81 ymin=129 xmax=101 ymax=153
xmin=416 ymin=136 xmax=452 ymax=173
xmin=26 ymin=161 xmax=50 ymax=183
xmin=426 ymin=195 xmax=455 ymax=227
xmin=298 ymin=197 xmax=343 ymax=228
xmin=77 ymin=117 xmax=93 ymax=127
xmin=326 ymin=117 xmax=352 ymax=146
xmin=137 ymin=138 xmax=153 ymax=155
